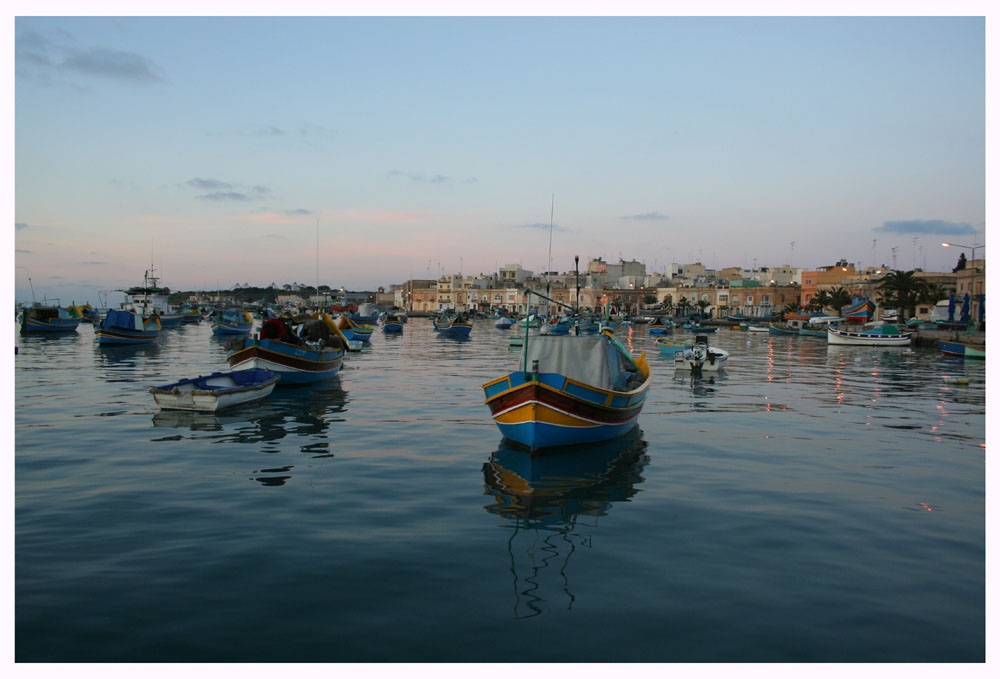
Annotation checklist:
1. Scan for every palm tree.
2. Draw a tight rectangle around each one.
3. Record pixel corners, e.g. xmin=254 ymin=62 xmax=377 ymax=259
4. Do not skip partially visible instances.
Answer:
xmin=697 ymin=299 xmax=711 ymax=318
xmin=783 ymin=300 xmax=802 ymax=315
xmin=877 ymin=270 xmax=926 ymax=319
xmin=918 ymin=282 xmax=950 ymax=306
xmin=828 ymin=286 xmax=853 ymax=311
xmin=677 ymin=297 xmax=692 ymax=317
xmin=809 ymin=290 xmax=832 ymax=313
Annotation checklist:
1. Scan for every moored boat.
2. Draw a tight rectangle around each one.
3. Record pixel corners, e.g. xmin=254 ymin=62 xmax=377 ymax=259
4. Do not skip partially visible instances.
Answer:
xmin=227 ymin=313 xmax=347 ymax=385
xmin=211 ymin=309 xmax=255 ymax=335
xmin=336 ymin=315 xmax=374 ymax=342
xmin=20 ymin=303 xmax=83 ymax=334
xmin=149 ymin=369 xmax=280 ymax=412
xmin=768 ymin=323 xmax=799 ymax=334
xmin=648 ymin=321 xmax=672 ymax=336
xmin=939 ymin=340 xmax=985 ymax=359
xmin=673 ymin=335 xmax=729 ymax=372
xmin=95 ymin=309 xmax=161 ymax=344
xmin=433 ymin=313 xmax=473 ymax=336
xmin=382 ymin=313 xmax=404 ymax=333
xmin=655 ymin=337 xmax=693 ymax=356
xmin=495 ymin=316 xmax=514 ymax=329
xmin=826 ymin=324 xmax=912 ymax=346
xmin=483 ymin=331 xmax=652 ymax=452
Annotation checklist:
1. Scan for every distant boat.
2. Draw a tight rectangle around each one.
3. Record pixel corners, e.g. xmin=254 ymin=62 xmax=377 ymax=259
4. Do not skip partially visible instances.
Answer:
xmin=336 ymin=315 xmax=374 ymax=342
xmin=682 ymin=323 xmax=716 ymax=333
xmin=483 ymin=331 xmax=652 ymax=451
xmin=95 ymin=309 xmax=161 ymax=345
xmin=654 ymin=337 xmax=692 ymax=356
xmin=494 ymin=316 xmax=514 ymax=329
xmin=149 ymin=369 xmax=280 ymax=412
xmin=227 ymin=313 xmax=347 ymax=385
xmin=673 ymin=335 xmax=729 ymax=372
xmin=767 ymin=323 xmax=799 ymax=335
xmin=827 ymin=324 xmax=911 ymax=346
xmin=350 ymin=303 xmax=379 ymax=325
xmin=648 ymin=321 xmax=672 ymax=336
xmin=382 ymin=313 xmax=404 ymax=333
xmin=211 ymin=309 xmax=254 ymax=335
xmin=939 ymin=340 xmax=985 ymax=360
xmin=124 ymin=269 xmax=185 ymax=328
xmin=433 ymin=313 xmax=473 ymax=336
xmin=19 ymin=303 xmax=83 ymax=334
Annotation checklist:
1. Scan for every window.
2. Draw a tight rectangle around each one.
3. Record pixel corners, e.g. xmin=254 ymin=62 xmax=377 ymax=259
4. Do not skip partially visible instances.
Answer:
xmin=747 ymin=296 xmax=754 ymax=305
xmin=762 ymin=295 xmax=770 ymax=304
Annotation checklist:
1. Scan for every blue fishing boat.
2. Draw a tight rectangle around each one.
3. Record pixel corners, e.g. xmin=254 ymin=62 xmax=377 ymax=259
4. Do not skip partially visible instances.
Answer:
xmin=483 ymin=331 xmax=652 ymax=451
xmin=227 ymin=313 xmax=347 ymax=385
xmin=211 ymin=309 xmax=254 ymax=335
xmin=682 ymin=323 xmax=716 ymax=333
xmin=382 ymin=313 xmax=404 ymax=333
xmin=939 ymin=340 xmax=985 ymax=360
xmin=434 ymin=313 xmax=473 ymax=336
xmin=655 ymin=337 xmax=693 ymax=356
xmin=149 ymin=369 xmax=280 ymax=412
xmin=95 ymin=309 xmax=161 ymax=345
xmin=495 ymin=316 xmax=514 ymax=329
xmin=19 ymin=303 xmax=83 ymax=334
xmin=336 ymin=315 xmax=374 ymax=342
xmin=648 ymin=321 xmax=672 ymax=336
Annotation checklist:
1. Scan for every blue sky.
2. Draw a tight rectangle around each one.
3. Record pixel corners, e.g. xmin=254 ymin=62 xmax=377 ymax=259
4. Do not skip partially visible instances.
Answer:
xmin=12 ymin=13 xmax=986 ymax=306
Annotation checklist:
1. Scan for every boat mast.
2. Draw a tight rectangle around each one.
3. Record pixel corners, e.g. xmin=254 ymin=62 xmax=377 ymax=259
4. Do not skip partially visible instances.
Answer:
xmin=546 ymin=194 xmax=554 ymax=317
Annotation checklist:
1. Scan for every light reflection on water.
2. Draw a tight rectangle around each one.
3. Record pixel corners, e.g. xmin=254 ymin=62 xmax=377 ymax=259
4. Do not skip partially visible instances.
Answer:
xmin=15 ymin=319 xmax=985 ymax=661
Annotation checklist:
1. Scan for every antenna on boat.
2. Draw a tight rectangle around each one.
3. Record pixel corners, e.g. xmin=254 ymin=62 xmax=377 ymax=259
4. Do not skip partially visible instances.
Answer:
xmin=27 ymin=274 xmax=36 ymax=304
xmin=546 ymin=195 xmax=554 ymax=317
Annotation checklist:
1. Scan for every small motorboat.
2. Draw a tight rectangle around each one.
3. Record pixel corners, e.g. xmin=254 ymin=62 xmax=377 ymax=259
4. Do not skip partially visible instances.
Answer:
xmin=673 ymin=335 xmax=729 ymax=372
xmin=495 ymin=316 xmax=514 ymax=329
xmin=149 ymin=369 xmax=280 ymax=412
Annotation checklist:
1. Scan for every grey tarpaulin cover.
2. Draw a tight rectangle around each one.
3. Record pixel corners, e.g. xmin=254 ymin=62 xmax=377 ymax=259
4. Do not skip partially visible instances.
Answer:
xmin=521 ymin=335 xmax=631 ymax=390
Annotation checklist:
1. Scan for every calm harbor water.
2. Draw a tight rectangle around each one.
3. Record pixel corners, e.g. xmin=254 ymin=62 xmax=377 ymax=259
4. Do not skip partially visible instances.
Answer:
xmin=15 ymin=319 xmax=985 ymax=662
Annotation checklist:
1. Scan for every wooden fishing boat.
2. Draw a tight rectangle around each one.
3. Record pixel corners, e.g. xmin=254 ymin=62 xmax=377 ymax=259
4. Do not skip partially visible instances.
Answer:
xmin=655 ymin=337 xmax=692 ymax=356
xmin=827 ymin=324 xmax=912 ymax=346
xmin=939 ymin=340 xmax=985 ymax=359
xmin=149 ymin=369 xmax=279 ymax=412
xmin=483 ymin=331 xmax=652 ymax=452
xmin=95 ymin=309 xmax=161 ymax=344
xmin=124 ymin=269 xmax=185 ymax=327
xmin=768 ymin=323 xmax=799 ymax=335
xmin=495 ymin=316 xmax=514 ymax=329
xmin=336 ymin=315 xmax=374 ymax=342
xmin=673 ymin=335 xmax=729 ymax=372
xmin=682 ymin=323 xmax=717 ymax=333
xmin=648 ymin=321 xmax=672 ymax=336
xmin=227 ymin=313 xmax=347 ymax=385
xmin=747 ymin=324 xmax=769 ymax=333
xmin=19 ymin=303 xmax=83 ymax=334
xmin=382 ymin=313 xmax=404 ymax=333
xmin=211 ymin=309 xmax=254 ymax=335
xmin=433 ymin=313 xmax=473 ymax=336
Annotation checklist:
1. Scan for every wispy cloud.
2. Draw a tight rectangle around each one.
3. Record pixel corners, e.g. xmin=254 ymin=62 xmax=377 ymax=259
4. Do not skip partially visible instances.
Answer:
xmin=16 ymin=249 xmax=31 ymax=253
xmin=16 ymin=30 xmax=165 ymax=84
xmin=198 ymin=191 xmax=252 ymax=202
xmin=518 ymin=222 xmax=570 ymax=232
xmin=15 ymin=222 xmax=28 ymax=231
xmin=874 ymin=220 xmax=976 ymax=235
xmin=187 ymin=177 xmax=234 ymax=191
xmin=621 ymin=212 xmax=669 ymax=221
xmin=388 ymin=169 xmax=478 ymax=185
xmin=138 ymin=215 xmax=189 ymax=224
xmin=80 ymin=261 xmax=107 ymax=266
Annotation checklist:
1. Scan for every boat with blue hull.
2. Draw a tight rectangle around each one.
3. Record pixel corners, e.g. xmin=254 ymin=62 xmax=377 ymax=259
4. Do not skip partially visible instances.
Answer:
xmin=939 ymin=340 xmax=985 ymax=360
xmin=95 ymin=309 xmax=161 ymax=345
xmin=20 ymin=303 xmax=83 ymax=334
xmin=827 ymin=324 xmax=912 ymax=346
xmin=434 ymin=313 xmax=473 ymax=336
xmin=211 ymin=309 xmax=255 ymax=335
xmin=382 ymin=314 xmax=404 ymax=333
xmin=336 ymin=315 xmax=374 ymax=342
xmin=227 ymin=313 xmax=347 ymax=385
xmin=483 ymin=331 xmax=651 ymax=452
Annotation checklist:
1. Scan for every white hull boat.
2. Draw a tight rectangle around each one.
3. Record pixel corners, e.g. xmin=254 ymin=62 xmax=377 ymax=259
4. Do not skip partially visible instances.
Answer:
xmin=827 ymin=325 xmax=912 ymax=346
xmin=150 ymin=369 xmax=279 ymax=412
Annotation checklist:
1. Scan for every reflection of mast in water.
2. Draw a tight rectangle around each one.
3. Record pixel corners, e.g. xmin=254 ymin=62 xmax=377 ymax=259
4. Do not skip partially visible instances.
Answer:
xmin=482 ymin=428 xmax=649 ymax=619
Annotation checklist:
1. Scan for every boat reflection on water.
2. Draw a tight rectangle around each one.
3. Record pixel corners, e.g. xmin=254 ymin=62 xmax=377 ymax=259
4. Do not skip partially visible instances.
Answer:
xmin=151 ymin=380 xmax=349 ymax=453
xmin=672 ymin=372 xmax=727 ymax=399
xmin=482 ymin=427 xmax=649 ymax=619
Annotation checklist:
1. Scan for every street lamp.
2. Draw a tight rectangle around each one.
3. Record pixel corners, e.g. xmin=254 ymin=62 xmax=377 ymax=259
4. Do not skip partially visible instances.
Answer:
xmin=942 ymin=242 xmax=984 ymax=324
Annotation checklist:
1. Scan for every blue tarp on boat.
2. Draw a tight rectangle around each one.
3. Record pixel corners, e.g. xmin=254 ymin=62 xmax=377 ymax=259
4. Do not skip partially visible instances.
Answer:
xmin=104 ymin=309 xmax=144 ymax=330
